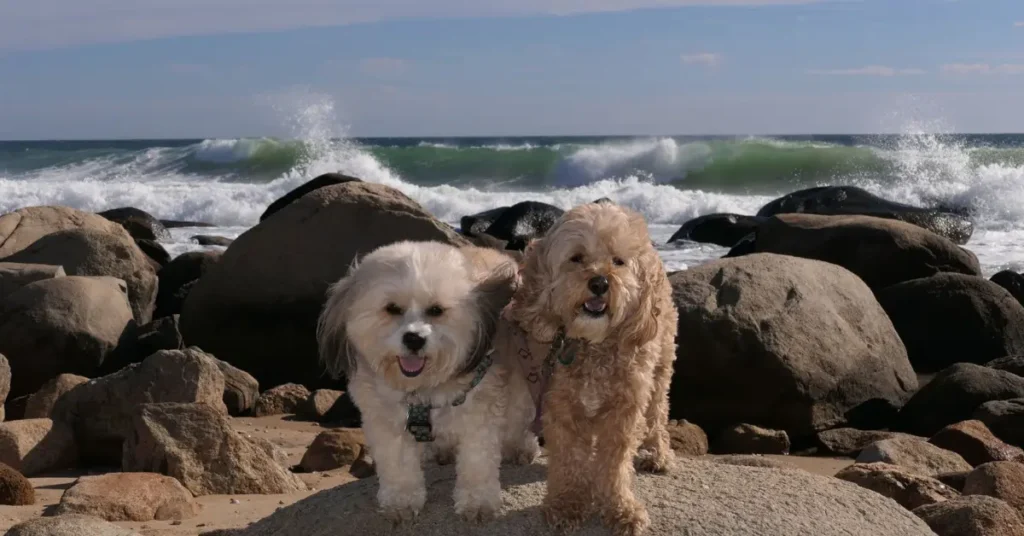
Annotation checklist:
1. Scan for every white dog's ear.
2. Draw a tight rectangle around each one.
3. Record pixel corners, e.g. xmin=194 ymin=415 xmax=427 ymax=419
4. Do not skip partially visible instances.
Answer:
xmin=317 ymin=274 xmax=358 ymax=381
xmin=463 ymin=260 xmax=518 ymax=374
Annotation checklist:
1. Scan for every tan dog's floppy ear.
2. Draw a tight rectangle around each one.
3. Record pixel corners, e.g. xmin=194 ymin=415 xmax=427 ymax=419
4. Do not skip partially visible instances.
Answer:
xmin=463 ymin=259 xmax=518 ymax=374
xmin=317 ymin=270 xmax=358 ymax=381
xmin=620 ymin=224 xmax=664 ymax=350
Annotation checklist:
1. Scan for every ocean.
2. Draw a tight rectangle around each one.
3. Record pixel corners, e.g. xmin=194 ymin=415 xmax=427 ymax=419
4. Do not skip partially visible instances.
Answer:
xmin=4 ymin=124 xmax=1024 ymax=276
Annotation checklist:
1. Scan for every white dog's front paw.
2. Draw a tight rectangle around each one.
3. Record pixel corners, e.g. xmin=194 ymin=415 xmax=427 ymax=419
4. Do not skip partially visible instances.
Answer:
xmin=379 ymin=485 xmax=426 ymax=523
xmin=454 ymin=485 xmax=502 ymax=523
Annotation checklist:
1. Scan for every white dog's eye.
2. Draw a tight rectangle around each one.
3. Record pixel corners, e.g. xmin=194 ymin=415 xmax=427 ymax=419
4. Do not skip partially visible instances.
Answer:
xmin=425 ymin=305 xmax=445 ymax=317
xmin=385 ymin=303 xmax=404 ymax=315
xmin=570 ymin=253 xmax=584 ymax=264
xmin=613 ymin=257 xmax=626 ymax=266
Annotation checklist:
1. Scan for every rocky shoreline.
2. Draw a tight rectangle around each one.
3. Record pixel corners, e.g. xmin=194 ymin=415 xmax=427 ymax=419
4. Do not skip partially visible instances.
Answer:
xmin=0 ymin=174 xmax=1022 ymax=535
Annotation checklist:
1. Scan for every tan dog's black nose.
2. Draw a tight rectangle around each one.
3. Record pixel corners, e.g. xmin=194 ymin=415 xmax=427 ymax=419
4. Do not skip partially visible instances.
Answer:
xmin=588 ymin=275 xmax=609 ymax=296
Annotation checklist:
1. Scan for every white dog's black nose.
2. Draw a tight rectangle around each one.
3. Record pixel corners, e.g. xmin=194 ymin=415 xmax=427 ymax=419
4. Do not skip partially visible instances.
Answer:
xmin=402 ymin=332 xmax=427 ymax=352
xmin=588 ymin=275 xmax=609 ymax=296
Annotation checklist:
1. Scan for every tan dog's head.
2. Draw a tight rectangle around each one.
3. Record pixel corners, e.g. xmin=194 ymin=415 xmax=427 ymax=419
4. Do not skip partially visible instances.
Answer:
xmin=317 ymin=241 xmax=516 ymax=392
xmin=512 ymin=203 xmax=663 ymax=347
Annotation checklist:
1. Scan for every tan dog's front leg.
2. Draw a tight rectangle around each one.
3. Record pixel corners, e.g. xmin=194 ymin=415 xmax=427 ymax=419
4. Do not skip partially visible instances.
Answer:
xmin=593 ymin=405 xmax=650 ymax=536
xmin=542 ymin=399 xmax=593 ymax=533
xmin=637 ymin=355 xmax=674 ymax=474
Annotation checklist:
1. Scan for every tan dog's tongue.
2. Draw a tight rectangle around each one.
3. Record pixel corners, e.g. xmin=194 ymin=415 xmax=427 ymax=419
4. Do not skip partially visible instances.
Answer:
xmin=399 ymin=355 xmax=426 ymax=373
xmin=585 ymin=297 xmax=607 ymax=312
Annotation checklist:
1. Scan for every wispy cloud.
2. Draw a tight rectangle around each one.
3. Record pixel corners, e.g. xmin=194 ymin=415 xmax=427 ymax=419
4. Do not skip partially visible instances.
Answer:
xmin=806 ymin=65 xmax=927 ymax=76
xmin=1015 ymin=22 xmax=1024 ymax=27
xmin=359 ymin=57 xmax=410 ymax=77
xmin=942 ymin=63 xmax=1024 ymax=75
xmin=167 ymin=63 xmax=211 ymax=75
xmin=681 ymin=52 xmax=722 ymax=67
xmin=1 ymin=1 xmax=826 ymax=50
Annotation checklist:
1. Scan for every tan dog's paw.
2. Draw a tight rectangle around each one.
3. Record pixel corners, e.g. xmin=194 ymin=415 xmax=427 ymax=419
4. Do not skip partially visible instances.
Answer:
xmin=604 ymin=502 xmax=651 ymax=536
xmin=456 ymin=498 xmax=500 ymax=523
xmin=635 ymin=448 xmax=674 ymax=474
xmin=505 ymin=441 xmax=541 ymax=466
xmin=543 ymin=496 xmax=589 ymax=534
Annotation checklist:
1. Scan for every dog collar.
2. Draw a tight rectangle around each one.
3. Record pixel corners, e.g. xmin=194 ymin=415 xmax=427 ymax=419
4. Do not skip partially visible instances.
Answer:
xmin=405 ymin=351 xmax=494 ymax=443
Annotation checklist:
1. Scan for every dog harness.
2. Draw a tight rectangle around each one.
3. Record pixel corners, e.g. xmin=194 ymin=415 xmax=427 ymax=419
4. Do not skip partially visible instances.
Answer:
xmin=404 ymin=351 xmax=494 ymax=442
xmin=493 ymin=314 xmax=580 ymax=434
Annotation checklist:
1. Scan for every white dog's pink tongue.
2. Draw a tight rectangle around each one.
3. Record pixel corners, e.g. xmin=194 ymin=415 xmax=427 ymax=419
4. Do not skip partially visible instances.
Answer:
xmin=399 ymin=355 xmax=426 ymax=375
xmin=584 ymin=298 xmax=607 ymax=313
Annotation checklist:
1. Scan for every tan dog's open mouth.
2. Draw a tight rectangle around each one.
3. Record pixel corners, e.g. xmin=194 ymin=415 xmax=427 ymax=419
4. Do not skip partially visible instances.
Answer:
xmin=582 ymin=297 xmax=608 ymax=317
xmin=398 ymin=355 xmax=426 ymax=377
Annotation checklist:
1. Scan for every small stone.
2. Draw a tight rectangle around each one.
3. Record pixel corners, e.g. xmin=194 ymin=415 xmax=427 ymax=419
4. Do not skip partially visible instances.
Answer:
xmin=252 ymin=384 xmax=311 ymax=417
xmin=230 ymin=498 xmax=240 ymax=505
xmin=667 ymin=419 xmax=708 ymax=456
xmin=299 ymin=428 xmax=365 ymax=473
xmin=0 ymin=462 xmax=34 ymax=505
xmin=715 ymin=423 xmax=790 ymax=455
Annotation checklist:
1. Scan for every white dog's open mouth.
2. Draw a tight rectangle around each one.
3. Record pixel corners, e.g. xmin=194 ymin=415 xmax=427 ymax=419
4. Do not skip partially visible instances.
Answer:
xmin=398 ymin=355 xmax=426 ymax=377
xmin=582 ymin=297 xmax=608 ymax=317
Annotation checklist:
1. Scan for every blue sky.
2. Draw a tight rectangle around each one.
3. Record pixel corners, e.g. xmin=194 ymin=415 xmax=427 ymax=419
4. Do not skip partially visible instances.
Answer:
xmin=1 ymin=0 xmax=1022 ymax=139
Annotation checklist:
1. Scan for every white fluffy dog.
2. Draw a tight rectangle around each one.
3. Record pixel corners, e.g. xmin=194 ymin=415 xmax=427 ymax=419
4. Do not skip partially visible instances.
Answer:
xmin=317 ymin=241 xmax=539 ymax=523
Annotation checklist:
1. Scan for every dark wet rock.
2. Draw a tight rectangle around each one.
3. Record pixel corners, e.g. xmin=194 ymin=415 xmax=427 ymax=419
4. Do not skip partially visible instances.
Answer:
xmin=756 ymin=185 xmax=974 ymax=244
xmin=990 ymin=270 xmax=1024 ymax=308
xmin=482 ymin=201 xmax=563 ymax=251
xmin=191 ymin=235 xmax=233 ymax=247
xmin=134 ymin=239 xmax=171 ymax=269
xmin=461 ymin=206 xmax=509 ymax=237
xmin=160 ymin=220 xmax=215 ymax=228
xmin=154 ymin=251 xmax=221 ymax=319
xmin=974 ymin=398 xmax=1024 ymax=447
xmin=97 ymin=207 xmax=169 ymax=241
xmin=668 ymin=213 xmax=765 ymax=247
xmin=877 ymin=274 xmax=1024 ymax=373
xmin=259 ymin=173 xmax=362 ymax=222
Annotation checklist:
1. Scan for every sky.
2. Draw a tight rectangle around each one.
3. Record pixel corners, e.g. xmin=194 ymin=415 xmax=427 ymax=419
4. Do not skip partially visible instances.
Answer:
xmin=1 ymin=0 xmax=1023 ymax=139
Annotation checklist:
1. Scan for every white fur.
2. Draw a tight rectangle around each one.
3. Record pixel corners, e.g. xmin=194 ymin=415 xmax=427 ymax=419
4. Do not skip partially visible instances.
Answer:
xmin=317 ymin=241 xmax=539 ymax=522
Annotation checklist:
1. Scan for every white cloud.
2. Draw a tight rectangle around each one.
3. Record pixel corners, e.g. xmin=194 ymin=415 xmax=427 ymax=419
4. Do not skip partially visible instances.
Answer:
xmin=0 ymin=0 xmax=825 ymax=50
xmin=942 ymin=63 xmax=1024 ymax=75
xmin=807 ymin=65 xmax=926 ymax=76
xmin=681 ymin=52 xmax=722 ymax=67
xmin=1015 ymin=22 xmax=1024 ymax=27
xmin=359 ymin=57 xmax=409 ymax=77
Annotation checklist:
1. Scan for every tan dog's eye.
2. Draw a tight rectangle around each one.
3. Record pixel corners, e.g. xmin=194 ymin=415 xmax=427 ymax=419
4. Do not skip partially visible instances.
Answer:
xmin=425 ymin=305 xmax=445 ymax=317
xmin=570 ymin=254 xmax=584 ymax=264
xmin=613 ymin=257 xmax=626 ymax=266
xmin=385 ymin=303 xmax=403 ymax=315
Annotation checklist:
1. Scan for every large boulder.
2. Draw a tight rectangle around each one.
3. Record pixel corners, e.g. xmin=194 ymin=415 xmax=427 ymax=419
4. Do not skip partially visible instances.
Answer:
xmin=231 ymin=459 xmax=936 ymax=536
xmin=974 ymin=399 xmax=1024 ymax=447
xmin=154 ymin=251 xmax=221 ymax=319
xmin=668 ymin=420 xmax=709 ymax=457
xmin=134 ymin=238 xmax=170 ymax=271
xmin=0 ymin=419 xmax=78 ymax=476
xmin=757 ymin=186 xmax=973 ymax=244
xmin=25 ymin=375 xmax=92 ymax=419
xmin=180 ymin=181 xmax=468 ymax=389
xmin=481 ymin=200 xmax=564 ymax=250
xmin=252 ymin=384 xmax=310 ymax=417
xmin=54 ymin=472 xmax=200 ymax=522
xmin=986 ymin=356 xmax=1024 ymax=377
xmin=5 ymin=514 xmax=142 ymax=536
xmin=0 ymin=206 xmax=125 ymax=258
xmin=3 ymin=227 xmax=158 ymax=323
xmin=97 ymin=207 xmax=169 ymax=241
xmin=0 ymin=262 xmax=65 ymax=301
xmin=729 ymin=214 xmax=980 ymax=289
xmin=0 ymin=354 xmax=9 ymax=421
xmin=259 ymin=173 xmax=361 ymax=222
xmin=52 ymin=347 xmax=226 ymax=464
xmin=897 ymin=364 xmax=1024 ymax=437
xmin=835 ymin=462 xmax=960 ymax=510
xmin=713 ymin=424 xmax=790 ymax=455
xmin=816 ymin=428 xmax=921 ymax=457
xmin=913 ymin=496 xmax=1024 ymax=536
xmin=669 ymin=253 xmax=917 ymax=439
xmin=122 ymin=403 xmax=306 ymax=496
xmin=877 ymin=275 xmax=1024 ymax=372
xmin=0 ymin=276 xmax=134 ymax=399
xmin=299 ymin=428 xmax=365 ymax=473
xmin=216 ymin=360 xmax=259 ymax=416
xmin=668 ymin=213 xmax=765 ymax=247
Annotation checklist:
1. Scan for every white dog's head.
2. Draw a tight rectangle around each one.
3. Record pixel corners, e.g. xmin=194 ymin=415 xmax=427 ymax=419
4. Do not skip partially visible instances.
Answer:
xmin=511 ymin=202 xmax=663 ymax=347
xmin=317 ymin=241 xmax=517 ymax=392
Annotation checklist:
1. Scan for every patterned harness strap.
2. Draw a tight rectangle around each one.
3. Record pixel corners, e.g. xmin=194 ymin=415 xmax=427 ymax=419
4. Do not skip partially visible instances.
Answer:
xmin=404 ymin=351 xmax=494 ymax=443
